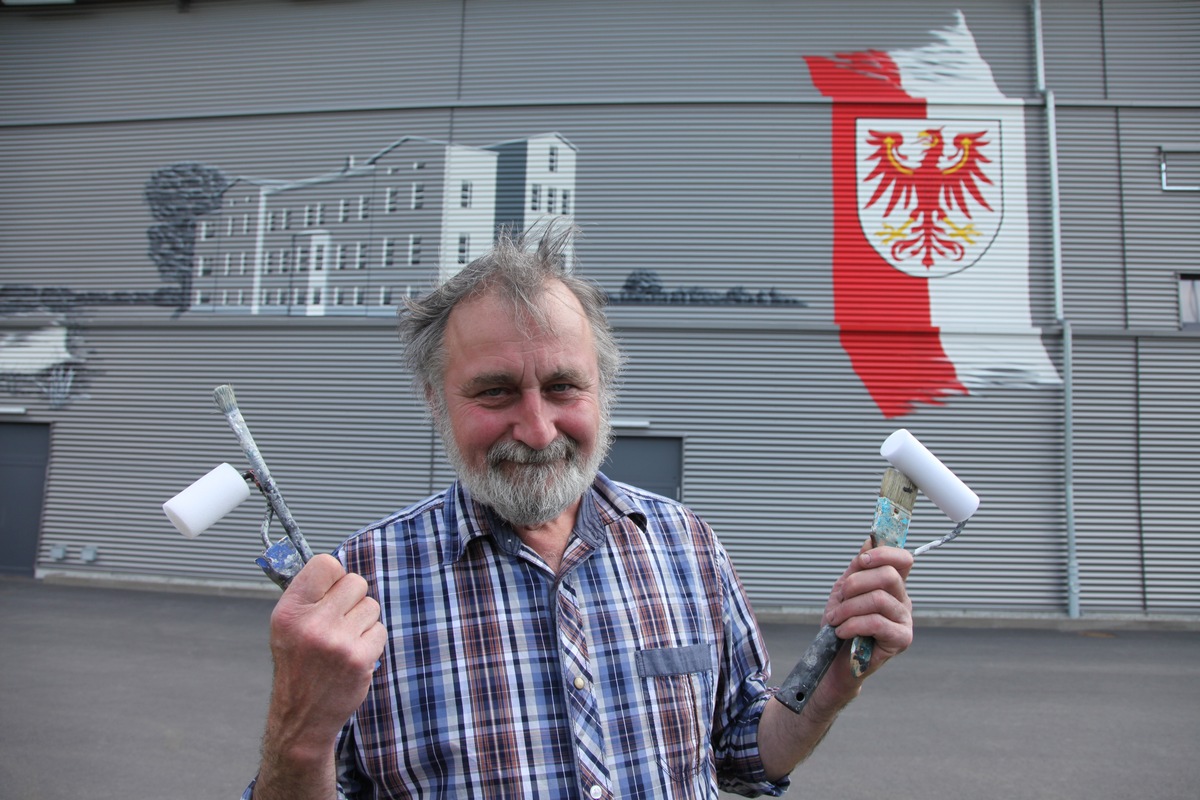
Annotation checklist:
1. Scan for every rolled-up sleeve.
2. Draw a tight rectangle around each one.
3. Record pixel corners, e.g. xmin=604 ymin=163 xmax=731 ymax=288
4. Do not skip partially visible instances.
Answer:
xmin=711 ymin=544 xmax=791 ymax=798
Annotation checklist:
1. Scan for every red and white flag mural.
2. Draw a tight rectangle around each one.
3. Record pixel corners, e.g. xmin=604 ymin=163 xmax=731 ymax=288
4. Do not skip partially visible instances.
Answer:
xmin=805 ymin=11 xmax=1059 ymax=417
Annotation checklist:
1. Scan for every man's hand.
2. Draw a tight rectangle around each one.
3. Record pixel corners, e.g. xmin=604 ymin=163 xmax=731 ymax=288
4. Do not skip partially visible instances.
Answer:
xmin=759 ymin=543 xmax=913 ymax=780
xmin=821 ymin=542 xmax=914 ymax=681
xmin=255 ymin=554 xmax=387 ymax=800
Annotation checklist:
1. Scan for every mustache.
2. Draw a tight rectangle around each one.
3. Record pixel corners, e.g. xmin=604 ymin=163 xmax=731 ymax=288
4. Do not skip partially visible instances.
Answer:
xmin=487 ymin=436 xmax=577 ymax=467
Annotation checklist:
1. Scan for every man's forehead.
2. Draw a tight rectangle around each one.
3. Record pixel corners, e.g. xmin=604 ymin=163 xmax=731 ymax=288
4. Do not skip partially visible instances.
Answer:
xmin=449 ymin=282 xmax=586 ymax=340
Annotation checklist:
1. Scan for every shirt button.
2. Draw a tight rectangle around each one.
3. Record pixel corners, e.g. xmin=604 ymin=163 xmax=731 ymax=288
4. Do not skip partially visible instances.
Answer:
xmin=589 ymin=785 xmax=603 ymax=799
xmin=573 ymin=676 xmax=587 ymax=690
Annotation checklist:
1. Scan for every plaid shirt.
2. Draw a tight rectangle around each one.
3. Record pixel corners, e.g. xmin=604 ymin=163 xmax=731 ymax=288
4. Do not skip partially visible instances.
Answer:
xmin=251 ymin=473 xmax=788 ymax=799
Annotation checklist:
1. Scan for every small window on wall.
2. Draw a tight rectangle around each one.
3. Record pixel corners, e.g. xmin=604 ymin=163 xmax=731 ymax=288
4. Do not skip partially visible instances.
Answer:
xmin=1180 ymin=274 xmax=1200 ymax=329
xmin=1160 ymin=148 xmax=1200 ymax=192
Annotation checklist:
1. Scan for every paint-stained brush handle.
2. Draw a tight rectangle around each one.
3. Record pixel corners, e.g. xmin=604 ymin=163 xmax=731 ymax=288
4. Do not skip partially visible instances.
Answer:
xmin=778 ymin=467 xmax=917 ymax=714
xmin=850 ymin=467 xmax=917 ymax=676
xmin=776 ymin=623 xmax=843 ymax=715
xmin=213 ymin=384 xmax=313 ymax=587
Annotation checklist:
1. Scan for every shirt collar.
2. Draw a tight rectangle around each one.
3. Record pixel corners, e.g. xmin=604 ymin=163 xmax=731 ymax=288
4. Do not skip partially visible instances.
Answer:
xmin=443 ymin=471 xmax=648 ymax=564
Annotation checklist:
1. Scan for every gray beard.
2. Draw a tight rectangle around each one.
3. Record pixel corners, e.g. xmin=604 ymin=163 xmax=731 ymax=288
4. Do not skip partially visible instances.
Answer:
xmin=436 ymin=414 xmax=612 ymax=527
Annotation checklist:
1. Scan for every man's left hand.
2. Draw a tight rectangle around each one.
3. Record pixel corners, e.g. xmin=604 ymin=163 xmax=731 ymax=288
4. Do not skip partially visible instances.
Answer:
xmin=822 ymin=542 xmax=914 ymax=679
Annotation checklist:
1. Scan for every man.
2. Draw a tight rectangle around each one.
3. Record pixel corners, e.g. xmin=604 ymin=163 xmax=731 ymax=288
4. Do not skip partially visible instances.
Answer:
xmin=246 ymin=225 xmax=913 ymax=799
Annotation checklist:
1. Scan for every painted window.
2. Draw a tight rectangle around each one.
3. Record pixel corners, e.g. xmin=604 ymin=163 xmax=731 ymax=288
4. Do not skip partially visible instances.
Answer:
xmin=548 ymin=145 xmax=558 ymax=172
xmin=409 ymin=235 xmax=422 ymax=265
xmin=412 ymin=183 xmax=425 ymax=210
xmin=530 ymin=184 xmax=541 ymax=211
xmin=1180 ymin=274 xmax=1200 ymax=328
xmin=461 ymin=180 xmax=473 ymax=208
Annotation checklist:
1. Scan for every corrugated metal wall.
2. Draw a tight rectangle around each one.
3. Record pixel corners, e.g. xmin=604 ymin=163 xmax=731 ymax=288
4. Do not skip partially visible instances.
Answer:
xmin=1 ymin=0 xmax=1197 ymax=615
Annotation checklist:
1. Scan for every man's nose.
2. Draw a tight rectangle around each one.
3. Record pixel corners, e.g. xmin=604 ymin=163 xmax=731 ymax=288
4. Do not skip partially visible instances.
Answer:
xmin=511 ymin=393 xmax=557 ymax=451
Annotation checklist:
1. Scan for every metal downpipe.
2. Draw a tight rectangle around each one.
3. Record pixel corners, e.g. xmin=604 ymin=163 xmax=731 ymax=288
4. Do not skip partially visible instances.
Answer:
xmin=1033 ymin=0 xmax=1080 ymax=618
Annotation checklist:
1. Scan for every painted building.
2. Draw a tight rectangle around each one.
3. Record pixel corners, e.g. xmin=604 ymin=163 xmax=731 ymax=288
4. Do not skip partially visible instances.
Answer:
xmin=1 ymin=0 xmax=1197 ymax=617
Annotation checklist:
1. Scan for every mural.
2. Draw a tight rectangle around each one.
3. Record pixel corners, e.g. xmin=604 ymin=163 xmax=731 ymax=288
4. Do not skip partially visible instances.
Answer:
xmin=805 ymin=10 xmax=1060 ymax=418
xmin=2 ymin=16 xmax=1063 ymax=417
xmin=169 ymin=132 xmax=801 ymax=316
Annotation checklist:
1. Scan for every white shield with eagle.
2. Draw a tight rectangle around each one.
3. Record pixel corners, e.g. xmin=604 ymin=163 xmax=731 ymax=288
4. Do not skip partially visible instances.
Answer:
xmin=855 ymin=117 xmax=1004 ymax=279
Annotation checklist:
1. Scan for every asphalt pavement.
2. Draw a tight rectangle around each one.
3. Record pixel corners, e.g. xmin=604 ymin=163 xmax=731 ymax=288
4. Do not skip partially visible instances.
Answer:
xmin=2 ymin=575 xmax=1197 ymax=800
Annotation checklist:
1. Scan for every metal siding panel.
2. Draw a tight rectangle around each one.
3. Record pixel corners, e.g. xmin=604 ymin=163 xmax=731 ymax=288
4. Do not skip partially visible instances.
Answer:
xmin=613 ymin=327 xmax=1067 ymax=613
xmin=1041 ymin=0 xmax=1110 ymax=101
xmin=1120 ymin=110 xmax=1200 ymax=330
xmin=1102 ymin=0 xmax=1200 ymax=101
xmin=0 ymin=0 xmax=464 ymax=126
xmin=1057 ymin=109 xmax=1129 ymax=327
xmin=35 ymin=323 xmax=433 ymax=584
xmin=1118 ymin=108 xmax=1200 ymax=328
xmin=1071 ymin=336 xmax=1145 ymax=611
xmin=1138 ymin=338 xmax=1200 ymax=611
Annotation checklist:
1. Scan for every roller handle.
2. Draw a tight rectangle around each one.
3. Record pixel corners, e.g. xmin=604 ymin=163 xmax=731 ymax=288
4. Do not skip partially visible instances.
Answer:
xmin=850 ymin=467 xmax=917 ymax=676
xmin=775 ymin=623 xmax=842 ymax=715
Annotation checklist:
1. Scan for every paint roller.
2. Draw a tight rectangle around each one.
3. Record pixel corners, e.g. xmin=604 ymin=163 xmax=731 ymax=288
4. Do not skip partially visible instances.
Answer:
xmin=776 ymin=428 xmax=979 ymax=715
xmin=162 ymin=384 xmax=313 ymax=589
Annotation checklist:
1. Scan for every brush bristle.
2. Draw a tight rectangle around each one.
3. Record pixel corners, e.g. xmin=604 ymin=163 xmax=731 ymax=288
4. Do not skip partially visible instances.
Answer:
xmin=212 ymin=383 xmax=238 ymax=413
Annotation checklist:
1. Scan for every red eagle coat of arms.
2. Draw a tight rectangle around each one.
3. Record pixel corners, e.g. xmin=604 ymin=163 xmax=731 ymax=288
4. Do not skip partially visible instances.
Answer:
xmin=856 ymin=119 xmax=1003 ymax=278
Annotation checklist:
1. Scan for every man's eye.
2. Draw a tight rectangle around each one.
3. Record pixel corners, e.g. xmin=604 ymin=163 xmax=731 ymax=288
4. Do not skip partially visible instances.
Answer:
xmin=549 ymin=383 xmax=574 ymax=393
xmin=478 ymin=387 xmax=509 ymax=398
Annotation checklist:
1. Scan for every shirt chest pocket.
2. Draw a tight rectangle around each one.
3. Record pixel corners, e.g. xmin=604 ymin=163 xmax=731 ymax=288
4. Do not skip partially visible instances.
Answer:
xmin=636 ymin=643 xmax=715 ymax=783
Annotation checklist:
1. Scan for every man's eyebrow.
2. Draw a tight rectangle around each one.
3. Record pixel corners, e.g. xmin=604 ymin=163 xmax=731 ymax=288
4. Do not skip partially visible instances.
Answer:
xmin=545 ymin=367 xmax=590 ymax=385
xmin=461 ymin=367 xmax=590 ymax=393
xmin=462 ymin=371 xmax=517 ymax=392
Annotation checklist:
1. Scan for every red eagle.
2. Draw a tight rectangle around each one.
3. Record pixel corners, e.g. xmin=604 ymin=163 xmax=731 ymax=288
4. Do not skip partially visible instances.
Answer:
xmin=862 ymin=127 xmax=994 ymax=269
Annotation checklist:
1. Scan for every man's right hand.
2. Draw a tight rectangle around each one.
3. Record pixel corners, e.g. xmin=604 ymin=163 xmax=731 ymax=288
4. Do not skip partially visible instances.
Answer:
xmin=255 ymin=554 xmax=387 ymax=800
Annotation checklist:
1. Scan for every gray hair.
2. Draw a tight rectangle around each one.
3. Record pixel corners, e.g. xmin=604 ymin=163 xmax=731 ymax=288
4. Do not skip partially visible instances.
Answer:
xmin=398 ymin=223 xmax=624 ymax=412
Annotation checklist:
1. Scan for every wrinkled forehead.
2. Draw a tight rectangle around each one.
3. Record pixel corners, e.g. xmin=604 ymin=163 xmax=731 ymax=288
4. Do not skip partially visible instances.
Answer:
xmin=466 ymin=278 xmax=586 ymax=340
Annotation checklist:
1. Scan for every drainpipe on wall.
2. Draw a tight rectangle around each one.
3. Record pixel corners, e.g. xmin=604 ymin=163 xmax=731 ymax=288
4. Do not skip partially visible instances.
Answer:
xmin=1033 ymin=0 xmax=1081 ymax=618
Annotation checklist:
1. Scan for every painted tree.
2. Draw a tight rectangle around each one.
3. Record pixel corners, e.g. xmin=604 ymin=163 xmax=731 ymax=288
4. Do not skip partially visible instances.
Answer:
xmin=144 ymin=162 xmax=230 ymax=309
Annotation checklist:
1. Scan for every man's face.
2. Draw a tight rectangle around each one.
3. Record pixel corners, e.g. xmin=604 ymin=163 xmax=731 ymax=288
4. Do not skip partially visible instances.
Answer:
xmin=434 ymin=280 xmax=610 ymax=527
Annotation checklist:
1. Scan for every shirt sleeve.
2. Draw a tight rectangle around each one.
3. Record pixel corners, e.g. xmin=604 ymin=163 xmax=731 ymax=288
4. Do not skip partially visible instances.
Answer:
xmin=333 ymin=715 xmax=365 ymax=799
xmin=709 ymin=539 xmax=791 ymax=798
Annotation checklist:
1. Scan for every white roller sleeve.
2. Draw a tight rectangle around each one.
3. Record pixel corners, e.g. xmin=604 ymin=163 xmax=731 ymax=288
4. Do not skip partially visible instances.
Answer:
xmin=163 ymin=462 xmax=252 ymax=538
xmin=880 ymin=429 xmax=980 ymax=522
